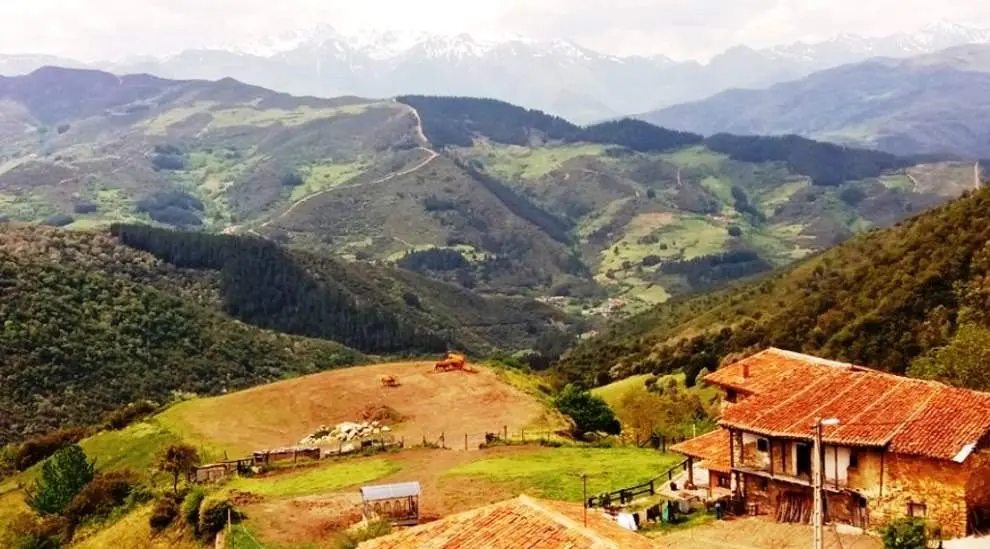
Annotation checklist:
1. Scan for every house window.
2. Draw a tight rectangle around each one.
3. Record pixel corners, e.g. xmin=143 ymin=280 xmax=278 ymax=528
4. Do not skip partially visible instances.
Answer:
xmin=758 ymin=478 xmax=769 ymax=491
xmin=849 ymin=451 xmax=859 ymax=469
xmin=717 ymin=474 xmax=731 ymax=488
xmin=757 ymin=439 xmax=769 ymax=452
xmin=726 ymin=389 xmax=738 ymax=403
xmin=907 ymin=501 xmax=927 ymax=518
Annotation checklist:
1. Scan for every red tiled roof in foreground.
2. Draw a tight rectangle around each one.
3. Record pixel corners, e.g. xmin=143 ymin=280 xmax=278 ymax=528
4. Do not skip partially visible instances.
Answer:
xmin=361 ymin=495 xmax=656 ymax=549
xmin=670 ymin=429 xmax=732 ymax=473
xmin=714 ymin=349 xmax=990 ymax=462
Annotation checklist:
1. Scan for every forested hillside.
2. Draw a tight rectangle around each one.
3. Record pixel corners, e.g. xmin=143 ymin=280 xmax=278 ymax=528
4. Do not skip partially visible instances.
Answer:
xmin=0 ymin=226 xmax=363 ymax=444
xmin=0 ymin=70 xmax=977 ymax=305
xmin=556 ymin=186 xmax=990 ymax=392
xmin=638 ymin=50 xmax=990 ymax=158
xmin=111 ymin=224 xmax=568 ymax=355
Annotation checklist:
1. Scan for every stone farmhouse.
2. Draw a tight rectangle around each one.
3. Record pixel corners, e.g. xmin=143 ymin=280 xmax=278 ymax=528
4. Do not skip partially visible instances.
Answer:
xmin=673 ymin=348 xmax=990 ymax=537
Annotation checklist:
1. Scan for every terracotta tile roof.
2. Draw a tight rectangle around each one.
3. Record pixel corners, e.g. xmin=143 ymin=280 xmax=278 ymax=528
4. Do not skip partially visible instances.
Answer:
xmin=715 ymin=349 xmax=990 ymax=462
xmin=704 ymin=348 xmax=859 ymax=395
xmin=360 ymin=495 xmax=657 ymax=548
xmin=670 ymin=430 xmax=732 ymax=473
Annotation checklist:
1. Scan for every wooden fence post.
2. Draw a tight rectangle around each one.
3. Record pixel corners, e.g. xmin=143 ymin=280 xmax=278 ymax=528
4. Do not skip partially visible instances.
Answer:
xmin=465 ymin=433 xmax=468 ymax=451
xmin=521 ymin=428 xmax=525 ymax=442
xmin=441 ymin=432 xmax=445 ymax=449
xmin=503 ymin=425 xmax=508 ymax=441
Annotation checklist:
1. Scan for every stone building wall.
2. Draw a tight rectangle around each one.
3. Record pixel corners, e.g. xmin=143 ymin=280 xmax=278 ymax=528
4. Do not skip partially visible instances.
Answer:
xmin=870 ymin=453 xmax=981 ymax=537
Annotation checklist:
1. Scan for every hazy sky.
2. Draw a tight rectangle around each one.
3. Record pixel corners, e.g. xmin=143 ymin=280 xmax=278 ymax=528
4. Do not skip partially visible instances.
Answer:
xmin=3 ymin=0 xmax=990 ymax=61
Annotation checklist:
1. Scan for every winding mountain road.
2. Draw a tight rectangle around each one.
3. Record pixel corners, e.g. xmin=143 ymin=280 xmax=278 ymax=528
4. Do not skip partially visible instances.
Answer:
xmin=227 ymin=102 xmax=436 ymax=236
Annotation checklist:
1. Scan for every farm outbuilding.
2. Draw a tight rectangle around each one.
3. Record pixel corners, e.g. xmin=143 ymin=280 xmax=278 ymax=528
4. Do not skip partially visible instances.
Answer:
xmin=360 ymin=481 xmax=421 ymax=526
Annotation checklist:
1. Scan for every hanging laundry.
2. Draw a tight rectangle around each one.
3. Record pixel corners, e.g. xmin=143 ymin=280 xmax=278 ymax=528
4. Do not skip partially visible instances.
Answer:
xmin=616 ymin=512 xmax=638 ymax=531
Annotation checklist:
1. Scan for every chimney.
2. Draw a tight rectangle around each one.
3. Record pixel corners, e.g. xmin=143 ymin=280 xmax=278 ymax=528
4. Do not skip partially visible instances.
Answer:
xmin=742 ymin=362 xmax=750 ymax=379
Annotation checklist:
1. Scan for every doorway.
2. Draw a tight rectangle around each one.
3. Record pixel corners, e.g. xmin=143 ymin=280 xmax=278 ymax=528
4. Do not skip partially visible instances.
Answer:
xmin=796 ymin=443 xmax=812 ymax=478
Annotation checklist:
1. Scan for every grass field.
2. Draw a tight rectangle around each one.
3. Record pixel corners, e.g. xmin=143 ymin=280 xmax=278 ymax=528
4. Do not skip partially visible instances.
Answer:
xmin=592 ymin=373 xmax=721 ymax=410
xmin=445 ymin=447 xmax=682 ymax=502
xmin=469 ymin=143 xmax=608 ymax=180
xmin=72 ymin=504 xmax=200 ymax=549
xmin=226 ymin=459 xmax=401 ymax=498
xmin=660 ymin=146 xmax=728 ymax=169
xmin=289 ymin=161 xmax=368 ymax=202
xmin=80 ymin=421 xmax=183 ymax=473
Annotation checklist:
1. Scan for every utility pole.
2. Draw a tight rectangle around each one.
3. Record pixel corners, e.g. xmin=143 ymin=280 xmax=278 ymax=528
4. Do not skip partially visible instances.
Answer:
xmin=813 ymin=418 xmax=840 ymax=549
xmin=812 ymin=418 xmax=823 ymax=549
xmin=582 ymin=473 xmax=588 ymax=527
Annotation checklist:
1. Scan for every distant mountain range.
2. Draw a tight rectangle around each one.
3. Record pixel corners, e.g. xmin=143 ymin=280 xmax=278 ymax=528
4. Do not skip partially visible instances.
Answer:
xmin=1 ymin=20 xmax=989 ymax=123
xmin=638 ymin=44 xmax=990 ymax=158
xmin=0 ymin=67 xmax=978 ymax=308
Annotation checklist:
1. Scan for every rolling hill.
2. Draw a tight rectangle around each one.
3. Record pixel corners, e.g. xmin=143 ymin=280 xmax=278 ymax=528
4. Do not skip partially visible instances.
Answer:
xmin=639 ymin=44 xmax=990 ymax=159
xmin=0 ymin=68 xmax=979 ymax=307
xmin=0 ymin=224 xmax=567 ymax=444
xmin=556 ymin=184 xmax=990 ymax=392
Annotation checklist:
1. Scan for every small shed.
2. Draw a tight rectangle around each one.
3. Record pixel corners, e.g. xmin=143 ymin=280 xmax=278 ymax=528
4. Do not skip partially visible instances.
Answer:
xmin=360 ymin=481 xmax=421 ymax=526
xmin=195 ymin=463 xmax=230 ymax=483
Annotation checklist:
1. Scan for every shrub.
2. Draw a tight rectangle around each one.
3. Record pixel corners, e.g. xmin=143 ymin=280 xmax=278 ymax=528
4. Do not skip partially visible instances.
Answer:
xmin=641 ymin=255 xmax=662 ymax=267
xmin=102 ymin=401 xmax=158 ymax=430
xmin=553 ymin=384 xmax=621 ymax=438
xmin=881 ymin=517 xmax=927 ymax=549
xmin=149 ymin=496 xmax=179 ymax=532
xmin=182 ymin=487 xmax=206 ymax=530
xmin=198 ymin=496 xmax=237 ymax=537
xmin=64 ymin=469 xmax=140 ymax=528
xmin=1 ymin=513 xmax=69 ymax=549
xmin=14 ymin=427 xmax=90 ymax=471
xmin=43 ymin=214 xmax=74 ymax=227
xmin=280 ymin=171 xmax=304 ymax=187
xmin=727 ymin=225 xmax=743 ymax=237
xmin=155 ymin=443 xmax=201 ymax=494
xmin=150 ymin=153 xmax=186 ymax=171
xmin=25 ymin=445 xmax=95 ymax=516
xmin=72 ymin=202 xmax=98 ymax=214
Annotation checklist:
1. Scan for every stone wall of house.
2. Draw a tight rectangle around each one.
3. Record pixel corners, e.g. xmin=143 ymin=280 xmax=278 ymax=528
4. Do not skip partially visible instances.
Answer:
xmin=847 ymin=448 xmax=884 ymax=496
xmin=870 ymin=452 xmax=987 ymax=538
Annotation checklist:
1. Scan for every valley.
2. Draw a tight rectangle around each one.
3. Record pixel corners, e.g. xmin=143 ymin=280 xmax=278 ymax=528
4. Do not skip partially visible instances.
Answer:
xmin=3 ymin=27 xmax=990 ymax=546
xmin=0 ymin=68 xmax=979 ymax=315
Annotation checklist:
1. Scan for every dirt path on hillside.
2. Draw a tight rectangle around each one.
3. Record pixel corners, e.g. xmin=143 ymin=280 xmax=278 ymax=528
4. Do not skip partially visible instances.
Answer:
xmin=226 ymin=103 xmax=435 ymax=236
xmin=257 ymin=147 xmax=438 ymax=232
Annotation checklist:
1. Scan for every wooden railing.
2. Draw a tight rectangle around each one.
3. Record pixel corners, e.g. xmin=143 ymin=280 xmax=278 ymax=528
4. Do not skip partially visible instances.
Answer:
xmin=586 ymin=459 xmax=689 ymax=508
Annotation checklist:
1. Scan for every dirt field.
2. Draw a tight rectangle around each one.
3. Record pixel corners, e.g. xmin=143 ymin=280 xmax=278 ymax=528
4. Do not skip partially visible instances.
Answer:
xmin=236 ymin=446 xmax=538 ymax=547
xmin=159 ymin=361 xmax=552 ymax=456
xmin=652 ymin=517 xmax=882 ymax=549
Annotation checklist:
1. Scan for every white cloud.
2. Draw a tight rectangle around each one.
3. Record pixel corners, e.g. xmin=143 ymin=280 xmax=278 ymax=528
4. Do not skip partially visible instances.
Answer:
xmin=1 ymin=0 xmax=990 ymax=60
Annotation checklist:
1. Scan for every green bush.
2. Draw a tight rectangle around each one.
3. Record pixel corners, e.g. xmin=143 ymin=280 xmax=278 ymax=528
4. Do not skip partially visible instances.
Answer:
xmin=882 ymin=517 xmax=927 ymax=549
xmin=182 ymin=486 xmax=207 ymax=530
xmin=25 ymin=445 xmax=95 ymax=516
xmin=198 ymin=496 xmax=237 ymax=537
xmin=554 ymin=384 xmax=621 ymax=438
xmin=149 ymin=496 xmax=179 ymax=532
